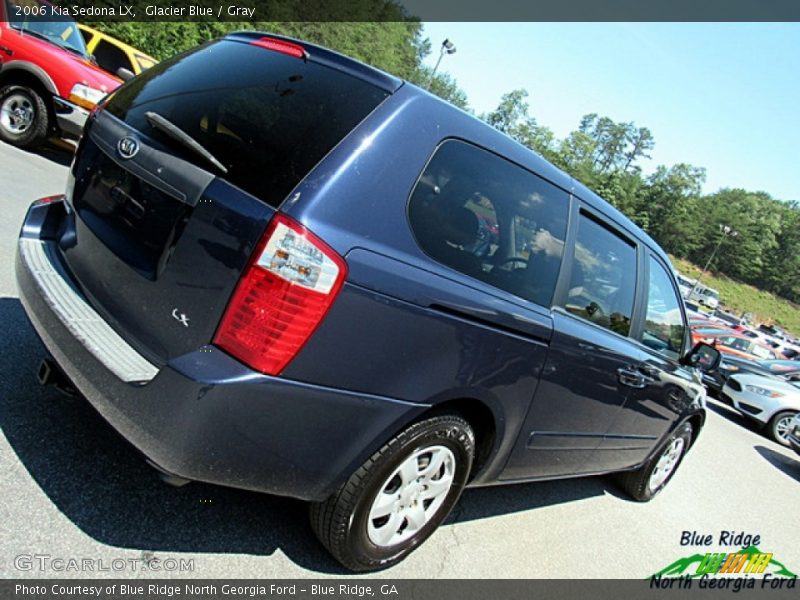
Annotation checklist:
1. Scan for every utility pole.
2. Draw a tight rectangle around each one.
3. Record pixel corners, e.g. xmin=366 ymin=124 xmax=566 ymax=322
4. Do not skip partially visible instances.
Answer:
xmin=427 ymin=39 xmax=456 ymax=90
xmin=689 ymin=224 xmax=738 ymax=303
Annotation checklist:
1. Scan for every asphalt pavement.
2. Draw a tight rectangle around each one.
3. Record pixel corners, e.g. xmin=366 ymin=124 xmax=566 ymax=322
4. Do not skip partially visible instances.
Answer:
xmin=0 ymin=139 xmax=798 ymax=579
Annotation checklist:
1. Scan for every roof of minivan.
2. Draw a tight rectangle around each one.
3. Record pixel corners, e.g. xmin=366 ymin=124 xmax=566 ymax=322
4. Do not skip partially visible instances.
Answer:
xmin=229 ymin=31 xmax=671 ymax=266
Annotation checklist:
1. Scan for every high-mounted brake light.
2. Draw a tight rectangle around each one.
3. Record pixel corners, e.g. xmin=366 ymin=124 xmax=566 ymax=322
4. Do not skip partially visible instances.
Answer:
xmin=213 ymin=214 xmax=347 ymax=375
xmin=250 ymin=37 xmax=307 ymax=59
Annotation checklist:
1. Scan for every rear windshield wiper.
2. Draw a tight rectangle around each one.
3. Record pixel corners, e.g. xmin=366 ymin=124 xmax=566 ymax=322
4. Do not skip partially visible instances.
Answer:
xmin=144 ymin=111 xmax=228 ymax=175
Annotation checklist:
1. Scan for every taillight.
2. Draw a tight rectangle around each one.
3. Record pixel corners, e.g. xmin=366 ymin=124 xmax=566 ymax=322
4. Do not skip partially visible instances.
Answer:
xmin=250 ymin=37 xmax=308 ymax=59
xmin=213 ymin=214 xmax=347 ymax=375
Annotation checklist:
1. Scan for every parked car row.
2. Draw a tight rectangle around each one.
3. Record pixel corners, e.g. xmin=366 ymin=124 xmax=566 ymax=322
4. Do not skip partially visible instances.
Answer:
xmin=688 ymin=308 xmax=799 ymax=360
xmin=691 ymin=328 xmax=779 ymax=361
xmin=702 ymin=357 xmax=800 ymax=396
xmin=676 ymin=268 xmax=800 ymax=358
xmin=683 ymin=308 xmax=800 ymax=447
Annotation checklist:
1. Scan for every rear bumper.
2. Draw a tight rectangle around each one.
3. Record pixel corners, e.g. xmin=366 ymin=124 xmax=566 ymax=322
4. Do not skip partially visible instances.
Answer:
xmin=15 ymin=199 xmax=426 ymax=501
xmin=52 ymin=96 xmax=89 ymax=138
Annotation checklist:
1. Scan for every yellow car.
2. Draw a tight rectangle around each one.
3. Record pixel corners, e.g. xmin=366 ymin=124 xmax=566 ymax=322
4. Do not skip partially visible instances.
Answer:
xmin=78 ymin=24 xmax=158 ymax=79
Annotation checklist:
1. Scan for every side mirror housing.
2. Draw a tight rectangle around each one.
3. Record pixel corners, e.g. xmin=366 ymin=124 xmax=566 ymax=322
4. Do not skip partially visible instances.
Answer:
xmin=116 ymin=67 xmax=134 ymax=82
xmin=682 ymin=342 xmax=722 ymax=373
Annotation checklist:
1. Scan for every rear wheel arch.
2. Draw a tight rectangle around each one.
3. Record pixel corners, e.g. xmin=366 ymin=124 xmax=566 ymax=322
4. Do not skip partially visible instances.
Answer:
xmin=310 ymin=413 xmax=475 ymax=571
xmin=414 ymin=397 xmax=500 ymax=482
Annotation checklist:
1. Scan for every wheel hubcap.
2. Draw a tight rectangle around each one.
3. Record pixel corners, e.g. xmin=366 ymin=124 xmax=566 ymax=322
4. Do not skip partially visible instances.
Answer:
xmin=0 ymin=94 xmax=35 ymax=135
xmin=648 ymin=436 xmax=685 ymax=492
xmin=775 ymin=416 xmax=793 ymax=444
xmin=367 ymin=445 xmax=455 ymax=547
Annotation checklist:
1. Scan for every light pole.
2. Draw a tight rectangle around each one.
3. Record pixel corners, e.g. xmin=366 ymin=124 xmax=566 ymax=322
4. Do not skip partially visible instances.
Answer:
xmin=690 ymin=224 xmax=738 ymax=299
xmin=427 ymin=38 xmax=456 ymax=89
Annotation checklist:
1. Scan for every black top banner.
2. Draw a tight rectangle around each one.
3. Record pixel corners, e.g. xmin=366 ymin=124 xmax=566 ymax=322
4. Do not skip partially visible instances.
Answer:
xmin=5 ymin=0 xmax=800 ymax=22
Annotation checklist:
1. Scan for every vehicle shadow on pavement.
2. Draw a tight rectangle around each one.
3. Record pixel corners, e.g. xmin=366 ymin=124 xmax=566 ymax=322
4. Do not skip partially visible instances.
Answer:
xmin=14 ymin=139 xmax=74 ymax=168
xmin=753 ymin=446 xmax=800 ymax=483
xmin=0 ymin=297 xmax=347 ymax=573
xmin=452 ymin=475 xmax=618 ymax=525
xmin=0 ymin=296 xmax=616 ymax=574
xmin=705 ymin=397 xmax=764 ymax=435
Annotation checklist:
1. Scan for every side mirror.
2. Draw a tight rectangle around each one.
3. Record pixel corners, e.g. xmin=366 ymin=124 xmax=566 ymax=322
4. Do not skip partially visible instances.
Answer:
xmin=682 ymin=342 xmax=722 ymax=373
xmin=116 ymin=67 xmax=134 ymax=82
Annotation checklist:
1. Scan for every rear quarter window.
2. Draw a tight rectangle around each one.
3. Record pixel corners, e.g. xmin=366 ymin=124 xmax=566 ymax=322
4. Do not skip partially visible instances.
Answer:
xmin=408 ymin=140 xmax=570 ymax=308
xmin=105 ymin=39 xmax=389 ymax=208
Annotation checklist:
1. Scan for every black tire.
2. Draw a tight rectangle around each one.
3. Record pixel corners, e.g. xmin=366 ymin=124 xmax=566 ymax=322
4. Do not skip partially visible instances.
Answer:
xmin=768 ymin=411 xmax=796 ymax=447
xmin=0 ymin=84 xmax=50 ymax=148
xmin=617 ymin=423 xmax=693 ymax=502
xmin=310 ymin=414 xmax=475 ymax=572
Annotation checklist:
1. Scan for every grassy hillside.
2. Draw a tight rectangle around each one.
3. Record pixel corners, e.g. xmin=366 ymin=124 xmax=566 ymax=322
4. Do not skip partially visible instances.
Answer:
xmin=671 ymin=256 xmax=800 ymax=336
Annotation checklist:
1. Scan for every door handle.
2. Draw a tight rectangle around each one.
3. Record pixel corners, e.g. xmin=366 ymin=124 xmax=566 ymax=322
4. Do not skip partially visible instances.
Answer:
xmin=617 ymin=367 xmax=647 ymax=389
xmin=638 ymin=364 xmax=662 ymax=381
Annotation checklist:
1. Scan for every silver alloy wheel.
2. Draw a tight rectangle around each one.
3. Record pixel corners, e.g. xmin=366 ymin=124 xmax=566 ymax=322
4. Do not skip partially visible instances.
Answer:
xmin=367 ymin=445 xmax=455 ymax=547
xmin=648 ymin=436 xmax=685 ymax=492
xmin=0 ymin=93 xmax=35 ymax=136
xmin=774 ymin=414 xmax=793 ymax=445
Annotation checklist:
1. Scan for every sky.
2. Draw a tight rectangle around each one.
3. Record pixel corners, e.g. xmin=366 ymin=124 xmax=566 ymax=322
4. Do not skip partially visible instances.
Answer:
xmin=420 ymin=23 xmax=799 ymax=201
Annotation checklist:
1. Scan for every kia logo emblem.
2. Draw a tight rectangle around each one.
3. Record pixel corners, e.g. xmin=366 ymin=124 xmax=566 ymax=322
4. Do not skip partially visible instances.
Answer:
xmin=117 ymin=136 xmax=140 ymax=159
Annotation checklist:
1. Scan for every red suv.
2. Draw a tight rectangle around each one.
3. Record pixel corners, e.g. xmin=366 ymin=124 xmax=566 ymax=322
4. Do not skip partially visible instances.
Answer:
xmin=0 ymin=0 xmax=120 ymax=147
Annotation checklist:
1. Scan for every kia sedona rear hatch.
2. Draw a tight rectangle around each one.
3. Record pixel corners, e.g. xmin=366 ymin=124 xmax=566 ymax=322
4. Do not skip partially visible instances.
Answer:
xmin=62 ymin=34 xmax=392 ymax=364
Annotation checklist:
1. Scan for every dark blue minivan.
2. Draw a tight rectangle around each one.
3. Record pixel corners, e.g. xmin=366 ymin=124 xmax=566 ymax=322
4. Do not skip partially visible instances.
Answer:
xmin=15 ymin=33 xmax=720 ymax=571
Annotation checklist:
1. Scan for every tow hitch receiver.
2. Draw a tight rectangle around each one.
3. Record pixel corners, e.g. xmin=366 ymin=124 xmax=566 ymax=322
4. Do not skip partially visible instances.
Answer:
xmin=37 ymin=358 xmax=77 ymax=397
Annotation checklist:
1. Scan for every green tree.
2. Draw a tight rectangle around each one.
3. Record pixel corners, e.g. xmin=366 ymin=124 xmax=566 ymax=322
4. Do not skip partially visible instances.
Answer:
xmin=689 ymin=189 xmax=782 ymax=282
xmin=763 ymin=203 xmax=800 ymax=302
xmin=640 ymin=163 xmax=706 ymax=256
xmin=413 ymin=67 xmax=469 ymax=109
xmin=481 ymin=89 xmax=557 ymax=160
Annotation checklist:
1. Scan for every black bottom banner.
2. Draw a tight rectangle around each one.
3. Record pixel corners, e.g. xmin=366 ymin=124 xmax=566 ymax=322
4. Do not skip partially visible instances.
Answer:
xmin=3 ymin=578 xmax=798 ymax=600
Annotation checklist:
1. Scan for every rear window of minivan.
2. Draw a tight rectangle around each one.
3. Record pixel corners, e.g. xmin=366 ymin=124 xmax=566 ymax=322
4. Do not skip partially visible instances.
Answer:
xmin=105 ymin=39 xmax=389 ymax=207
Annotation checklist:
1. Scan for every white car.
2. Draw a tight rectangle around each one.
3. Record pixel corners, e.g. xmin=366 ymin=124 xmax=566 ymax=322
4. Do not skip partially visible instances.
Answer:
xmin=687 ymin=284 xmax=720 ymax=310
xmin=722 ymin=373 xmax=800 ymax=446
xmin=675 ymin=272 xmax=697 ymax=298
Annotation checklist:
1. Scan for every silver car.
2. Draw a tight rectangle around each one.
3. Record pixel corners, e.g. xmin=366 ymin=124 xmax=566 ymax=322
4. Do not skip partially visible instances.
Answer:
xmin=722 ymin=373 xmax=800 ymax=446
